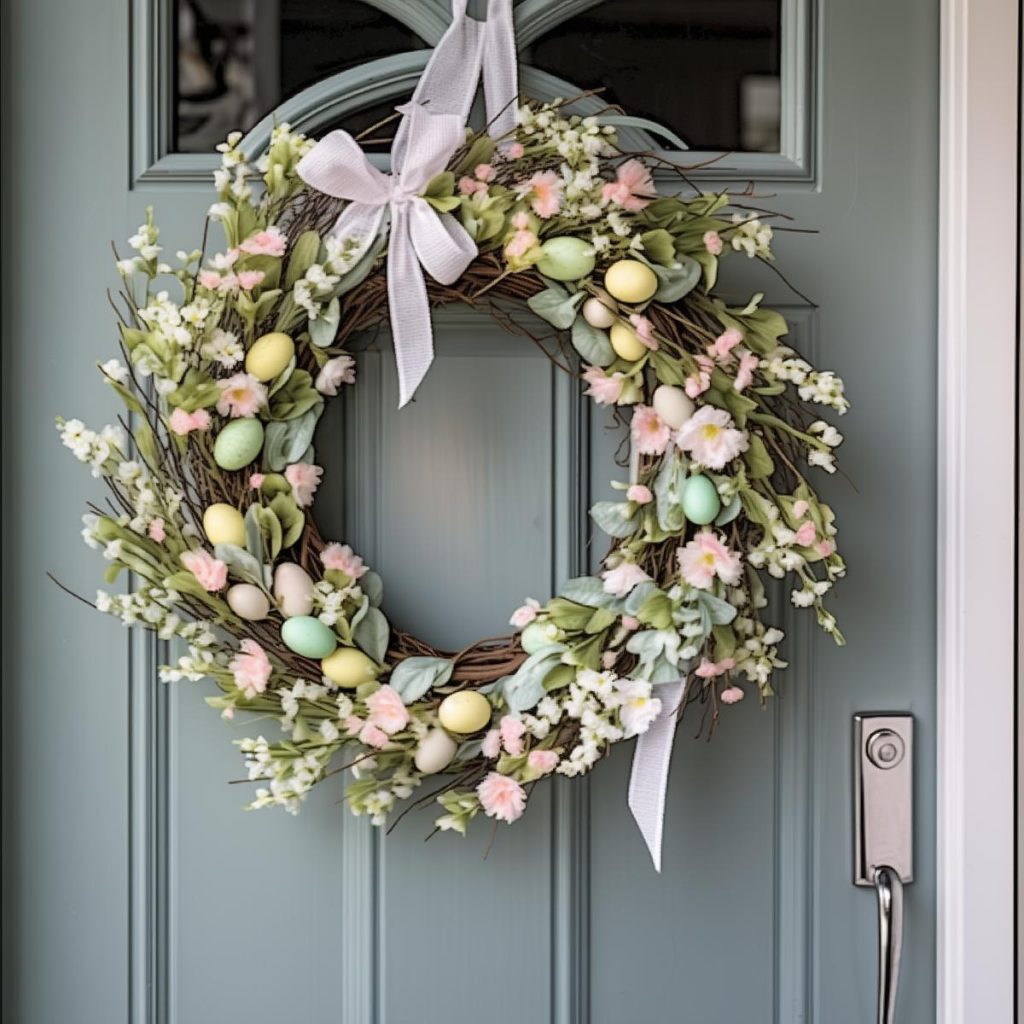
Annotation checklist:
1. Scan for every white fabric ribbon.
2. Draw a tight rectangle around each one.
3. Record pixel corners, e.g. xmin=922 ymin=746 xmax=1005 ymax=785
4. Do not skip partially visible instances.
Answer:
xmin=296 ymin=0 xmax=518 ymax=406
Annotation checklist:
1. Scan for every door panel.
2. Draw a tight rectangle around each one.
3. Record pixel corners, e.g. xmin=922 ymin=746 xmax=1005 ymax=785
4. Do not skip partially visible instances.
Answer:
xmin=2 ymin=0 xmax=939 ymax=1022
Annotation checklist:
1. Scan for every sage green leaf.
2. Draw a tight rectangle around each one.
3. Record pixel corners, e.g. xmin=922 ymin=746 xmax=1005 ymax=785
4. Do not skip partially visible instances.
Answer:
xmin=744 ymin=434 xmax=775 ymax=479
xmin=285 ymin=230 xmax=322 ymax=289
xmin=268 ymin=372 xmax=322 ymax=421
xmin=214 ymin=543 xmax=265 ymax=588
xmin=570 ymin=318 xmax=615 ymax=366
xmin=559 ymin=576 xmax=615 ymax=608
xmin=584 ymin=607 xmax=617 ymax=634
xmin=651 ymin=255 xmax=701 ymax=302
xmin=503 ymin=647 xmax=564 ymax=712
xmin=309 ymin=297 xmax=340 ymax=347
xmin=360 ymin=570 xmax=384 ymax=607
xmin=389 ymin=656 xmax=455 ymax=704
xmin=599 ymin=114 xmax=690 ymax=151
xmin=268 ymin=493 xmax=304 ymax=548
xmin=562 ymin=633 xmax=605 ymax=670
xmin=353 ymin=605 xmax=389 ymax=663
xmin=589 ymin=500 xmax=639 ymax=539
xmin=527 ymin=286 xmax=586 ymax=330
xmin=714 ymin=495 xmax=742 ymax=526
xmin=263 ymin=406 xmax=320 ymax=471
xmin=636 ymin=591 xmax=674 ymax=630
xmin=546 ymin=597 xmax=595 ymax=632
xmin=649 ymin=349 xmax=687 ymax=387
xmin=640 ymin=229 xmax=676 ymax=267
xmin=696 ymin=590 xmax=737 ymax=626
xmin=453 ymin=134 xmax=496 ymax=176
xmin=654 ymin=450 xmax=686 ymax=532
xmin=624 ymin=581 xmax=660 ymax=615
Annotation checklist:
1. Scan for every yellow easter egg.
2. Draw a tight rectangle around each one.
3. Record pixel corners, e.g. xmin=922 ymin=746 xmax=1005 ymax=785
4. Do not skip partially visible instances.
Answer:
xmin=202 ymin=503 xmax=246 ymax=547
xmin=609 ymin=322 xmax=647 ymax=361
xmin=438 ymin=690 xmax=492 ymax=734
xmin=321 ymin=647 xmax=380 ymax=688
xmin=245 ymin=332 xmax=295 ymax=382
xmin=604 ymin=259 xmax=658 ymax=304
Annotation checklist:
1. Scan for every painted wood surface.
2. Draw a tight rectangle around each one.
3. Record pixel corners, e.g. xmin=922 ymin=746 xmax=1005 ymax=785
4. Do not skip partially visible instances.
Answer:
xmin=2 ymin=1 xmax=939 ymax=1021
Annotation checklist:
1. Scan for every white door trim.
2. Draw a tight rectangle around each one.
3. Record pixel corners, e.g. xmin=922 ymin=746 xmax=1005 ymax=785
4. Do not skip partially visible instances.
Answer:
xmin=937 ymin=0 xmax=1019 ymax=1018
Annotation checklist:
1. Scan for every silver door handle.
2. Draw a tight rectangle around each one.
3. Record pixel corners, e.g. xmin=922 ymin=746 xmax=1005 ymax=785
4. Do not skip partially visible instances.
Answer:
xmin=873 ymin=865 xmax=904 ymax=1024
xmin=853 ymin=714 xmax=913 ymax=1024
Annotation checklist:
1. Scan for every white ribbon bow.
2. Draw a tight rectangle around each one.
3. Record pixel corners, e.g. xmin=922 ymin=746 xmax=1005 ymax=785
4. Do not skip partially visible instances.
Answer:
xmin=296 ymin=0 xmax=518 ymax=407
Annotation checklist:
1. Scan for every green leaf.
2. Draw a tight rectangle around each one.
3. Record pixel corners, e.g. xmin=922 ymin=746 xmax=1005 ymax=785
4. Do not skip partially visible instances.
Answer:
xmin=584 ymin=607 xmax=617 ymax=634
xmin=650 ymin=255 xmax=701 ymax=302
xmin=309 ymin=297 xmax=340 ymax=347
xmin=214 ymin=543 xmax=266 ymax=588
xmin=453 ymin=135 xmax=496 ymax=176
xmin=714 ymin=494 xmax=742 ymax=526
xmin=696 ymin=590 xmax=738 ymax=626
xmin=285 ymin=230 xmax=322 ymax=289
xmin=353 ymin=605 xmax=389 ymax=663
xmin=527 ymin=285 xmax=586 ymax=330
xmin=268 ymin=371 xmax=322 ymax=421
xmin=599 ymin=115 xmax=690 ymax=151
xmin=636 ymin=591 xmax=674 ymax=630
xmin=640 ymin=229 xmax=676 ymax=267
xmin=360 ymin=570 xmax=384 ymax=607
xmin=654 ymin=449 xmax=686 ymax=533
xmin=389 ymin=656 xmax=454 ymax=704
xmin=502 ymin=647 xmax=564 ymax=712
xmin=268 ymin=493 xmax=304 ymax=548
xmin=263 ymin=406 xmax=320 ymax=471
xmin=559 ymin=576 xmax=616 ymax=608
xmin=744 ymin=434 xmax=775 ymax=479
xmin=545 ymin=597 xmax=595 ymax=632
xmin=590 ymin=500 xmax=639 ymax=539
xmin=649 ymin=349 xmax=687 ymax=387
xmin=570 ymin=318 xmax=615 ymax=366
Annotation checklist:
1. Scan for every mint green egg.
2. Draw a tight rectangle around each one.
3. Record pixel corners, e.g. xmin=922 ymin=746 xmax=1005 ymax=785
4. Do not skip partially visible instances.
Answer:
xmin=536 ymin=237 xmax=596 ymax=281
xmin=213 ymin=418 xmax=264 ymax=471
xmin=682 ymin=474 xmax=722 ymax=525
xmin=281 ymin=616 xmax=338 ymax=659
xmin=520 ymin=620 xmax=562 ymax=654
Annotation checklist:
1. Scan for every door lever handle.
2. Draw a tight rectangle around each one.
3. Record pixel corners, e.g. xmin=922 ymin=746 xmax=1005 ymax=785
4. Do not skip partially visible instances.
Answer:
xmin=873 ymin=865 xmax=904 ymax=1024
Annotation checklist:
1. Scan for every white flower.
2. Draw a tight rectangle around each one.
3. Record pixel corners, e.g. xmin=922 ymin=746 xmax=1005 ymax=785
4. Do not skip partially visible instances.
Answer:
xmin=315 ymin=354 xmax=356 ymax=395
xmin=676 ymin=406 xmax=749 ymax=470
xmin=808 ymin=449 xmax=837 ymax=473
xmin=100 ymin=359 xmax=130 ymax=384
xmin=600 ymin=561 xmax=651 ymax=597
xmin=201 ymin=328 xmax=243 ymax=368
xmin=207 ymin=202 xmax=233 ymax=221
xmin=615 ymin=679 xmax=662 ymax=738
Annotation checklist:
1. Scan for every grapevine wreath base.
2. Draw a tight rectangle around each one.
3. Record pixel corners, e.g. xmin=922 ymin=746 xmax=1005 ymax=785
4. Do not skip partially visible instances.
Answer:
xmin=59 ymin=99 xmax=847 ymax=844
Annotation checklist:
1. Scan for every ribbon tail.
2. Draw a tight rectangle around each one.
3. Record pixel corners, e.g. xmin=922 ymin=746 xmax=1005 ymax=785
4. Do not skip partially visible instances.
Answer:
xmin=628 ymin=680 xmax=684 ymax=871
xmin=482 ymin=0 xmax=519 ymax=138
xmin=387 ymin=205 xmax=434 ymax=408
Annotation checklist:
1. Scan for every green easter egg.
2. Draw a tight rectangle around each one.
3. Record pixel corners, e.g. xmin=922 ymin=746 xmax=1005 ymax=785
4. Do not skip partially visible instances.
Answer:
xmin=682 ymin=474 xmax=722 ymax=525
xmin=213 ymin=418 xmax=264 ymax=471
xmin=520 ymin=620 xmax=562 ymax=654
xmin=280 ymin=615 xmax=338 ymax=659
xmin=536 ymin=237 xmax=596 ymax=281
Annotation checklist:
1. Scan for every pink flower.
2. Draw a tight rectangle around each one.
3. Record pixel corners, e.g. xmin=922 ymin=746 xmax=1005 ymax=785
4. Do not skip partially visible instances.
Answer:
xmin=794 ymin=521 xmax=817 ymax=546
xmin=344 ymin=715 xmax=364 ymax=736
xmin=238 ymin=226 xmax=287 ymax=257
xmin=601 ymin=651 xmax=618 ymax=669
xmin=249 ymin=473 xmax=265 ymax=489
xmin=621 ymin=614 xmax=640 ymax=631
xmin=198 ymin=270 xmax=223 ymax=290
xmin=499 ymin=716 xmax=526 ymax=756
xmin=148 ymin=518 xmax=166 ymax=543
xmin=685 ymin=354 xmax=714 ymax=399
xmin=601 ymin=159 xmax=657 ymax=211
xmin=720 ymin=685 xmax=745 ymax=705
xmin=734 ymin=353 xmax=759 ymax=393
xmin=703 ymin=230 xmax=724 ymax=256
xmin=459 ymin=175 xmax=487 ymax=196
xmin=631 ymin=405 xmax=672 ymax=455
xmin=504 ymin=227 xmax=539 ymax=259
xmin=366 ymin=685 xmax=409 ymax=735
xmin=817 ymin=539 xmax=835 ymax=557
xmin=601 ymin=561 xmax=651 ymax=597
xmin=676 ymin=406 xmax=749 ymax=470
xmin=677 ymin=532 xmax=743 ymax=590
xmin=510 ymin=597 xmax=541 ymax=628
xmin=216 ymin=373 xmax=267 ymax=418
xmin=629 ymin=314 xmax=658 ymax=351
xmin=359 ymin=722 xmax=390 ymax=749
xmin=526 ymin=170 xmax=563 ymax=218
xmin=695 ymin=656 xmax=737 ymax=679
xmin=527 ymin=749 xmax=559 ymax=775
xmin=284 ymin=462 xmax=323 ymax=507
xmin=501 ymin=141 xmax=525 ymax=160
xmin=482 ymin=729 xmax=502 ymax=758
xmin=315 ymin=354 xmax=356 ymax=396
xmin=627 ymin=484 xmax=653 ymax=504
xmin=169 ymin=407 xmax=211 ymax=435
xmin=792 ymin=499 xmax=810 ymax=519
xmin=236 ymin=269 xmax=266 ymax=291
xmin=477 ymin=772 xmax=527 ymax=823
xmin=321 ymin=542 xmax=367 ymax=579
xmin=229 ymin=639 xmax=272 ymax=698
xmin=181 ymin=548 xmax=228 ymax=592
xmin=582 ymin=365 xmax=625 ymax=406
xmin=708 ymin=328 xmax=744 ymax=362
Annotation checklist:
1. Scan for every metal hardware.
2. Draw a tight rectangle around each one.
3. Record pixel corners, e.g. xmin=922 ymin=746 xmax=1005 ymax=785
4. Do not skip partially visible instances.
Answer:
xmin=854 ymin=713 xmax=913 ymax=1024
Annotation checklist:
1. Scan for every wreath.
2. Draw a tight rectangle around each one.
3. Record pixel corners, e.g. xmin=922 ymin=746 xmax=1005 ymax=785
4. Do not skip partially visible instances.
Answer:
xmin=58 ymin=42 xmax=847 ymax=860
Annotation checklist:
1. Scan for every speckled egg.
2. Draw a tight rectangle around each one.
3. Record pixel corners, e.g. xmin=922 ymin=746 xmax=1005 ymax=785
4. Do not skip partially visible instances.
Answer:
xmin=281 ymin=615 xmax=338 ymax=660
xmin=603 ymin=259 xmax=658 ymax=304
xmin=226 ymin=583 xmax=270 ymax=621
xmin=245 ymin=332 xmax=295 ymax=382
xmin=652 ymin=384 xmax=695 ymax=430
xmin=203 ymin=503 xmax=246 ymax=547
xmin=213 ymin=418 xmax=264 ymax=471
xmin=414 ymin=728 xmax=459 ymax=774
xmin=321 ymin=647 xmax=379 ymax=688
xmin=682 ymin=474 xmax=722 ymax=525
xmin=609 ymin=322 xmax=647 ymax=361
xmin=536 ymin=237 xmax=596 ymax=281
xmin=273 ymin=562 xmax=315 ymax=618
xmin=438 ymin=691 xmax=492 ymax=734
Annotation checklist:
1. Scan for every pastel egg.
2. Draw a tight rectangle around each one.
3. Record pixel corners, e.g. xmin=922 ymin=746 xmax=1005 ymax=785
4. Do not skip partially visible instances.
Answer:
xmin=321 ymin=647 xmax=380 ymax=688
xmin=245 ymin=332 xmax=295 ymax=382
xmin=652 ymin=384 xmax=696 ymax=430
xmin=536 ymin=237 xmax=596 ymax=281
xmin=520 ymin=620 xmax=562 ymax=654
xmin=438 ymin=690 xmax=492 ymax=734
xmin=203 ymin=503 xmax=246 ymax=547
xmin=281 ymin=615 xmax=338 ymax=659
xmin=226 ymin=583 xmax=270 ymax=621
xmin=213 ymin=418 xmax=264 ymax=471
xmin=609 ymin=322 xmax=647 ymax=361
xmin=414 ymin=728 xmax=459 ymax=774
xmin=603 ymin=259 xmax=658 ymax=304
xmin=582 ymin=294 xmax=618 ymax=329
xmin=682 ymin=474 xmax=722 ymax=525
xmin=273 ymin=562 xmax=315 ymax=617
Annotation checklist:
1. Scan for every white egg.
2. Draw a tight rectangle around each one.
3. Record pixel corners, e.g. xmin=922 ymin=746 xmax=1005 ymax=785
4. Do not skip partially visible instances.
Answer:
xmin=414 ymin=728 xmax=459 ymax=774
xmin=273 ymin=562 xmax=315 ymax=618
xmin=582 ymin=295 xmax=618 ymax=329
xmin=226 ymin=583 xmax=270 ymax=621
xmin=652 ymin=384 xmax=696 ymax=430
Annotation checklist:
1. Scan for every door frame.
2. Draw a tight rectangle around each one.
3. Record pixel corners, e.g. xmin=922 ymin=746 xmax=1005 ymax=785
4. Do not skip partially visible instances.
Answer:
xmin=937 ymin=0 xmax=1020 ymax=1018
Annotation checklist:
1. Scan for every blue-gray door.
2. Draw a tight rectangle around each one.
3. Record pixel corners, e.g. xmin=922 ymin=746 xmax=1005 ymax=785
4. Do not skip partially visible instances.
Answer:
xmin=2 ymin=1 xmax=937 ymax=1021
